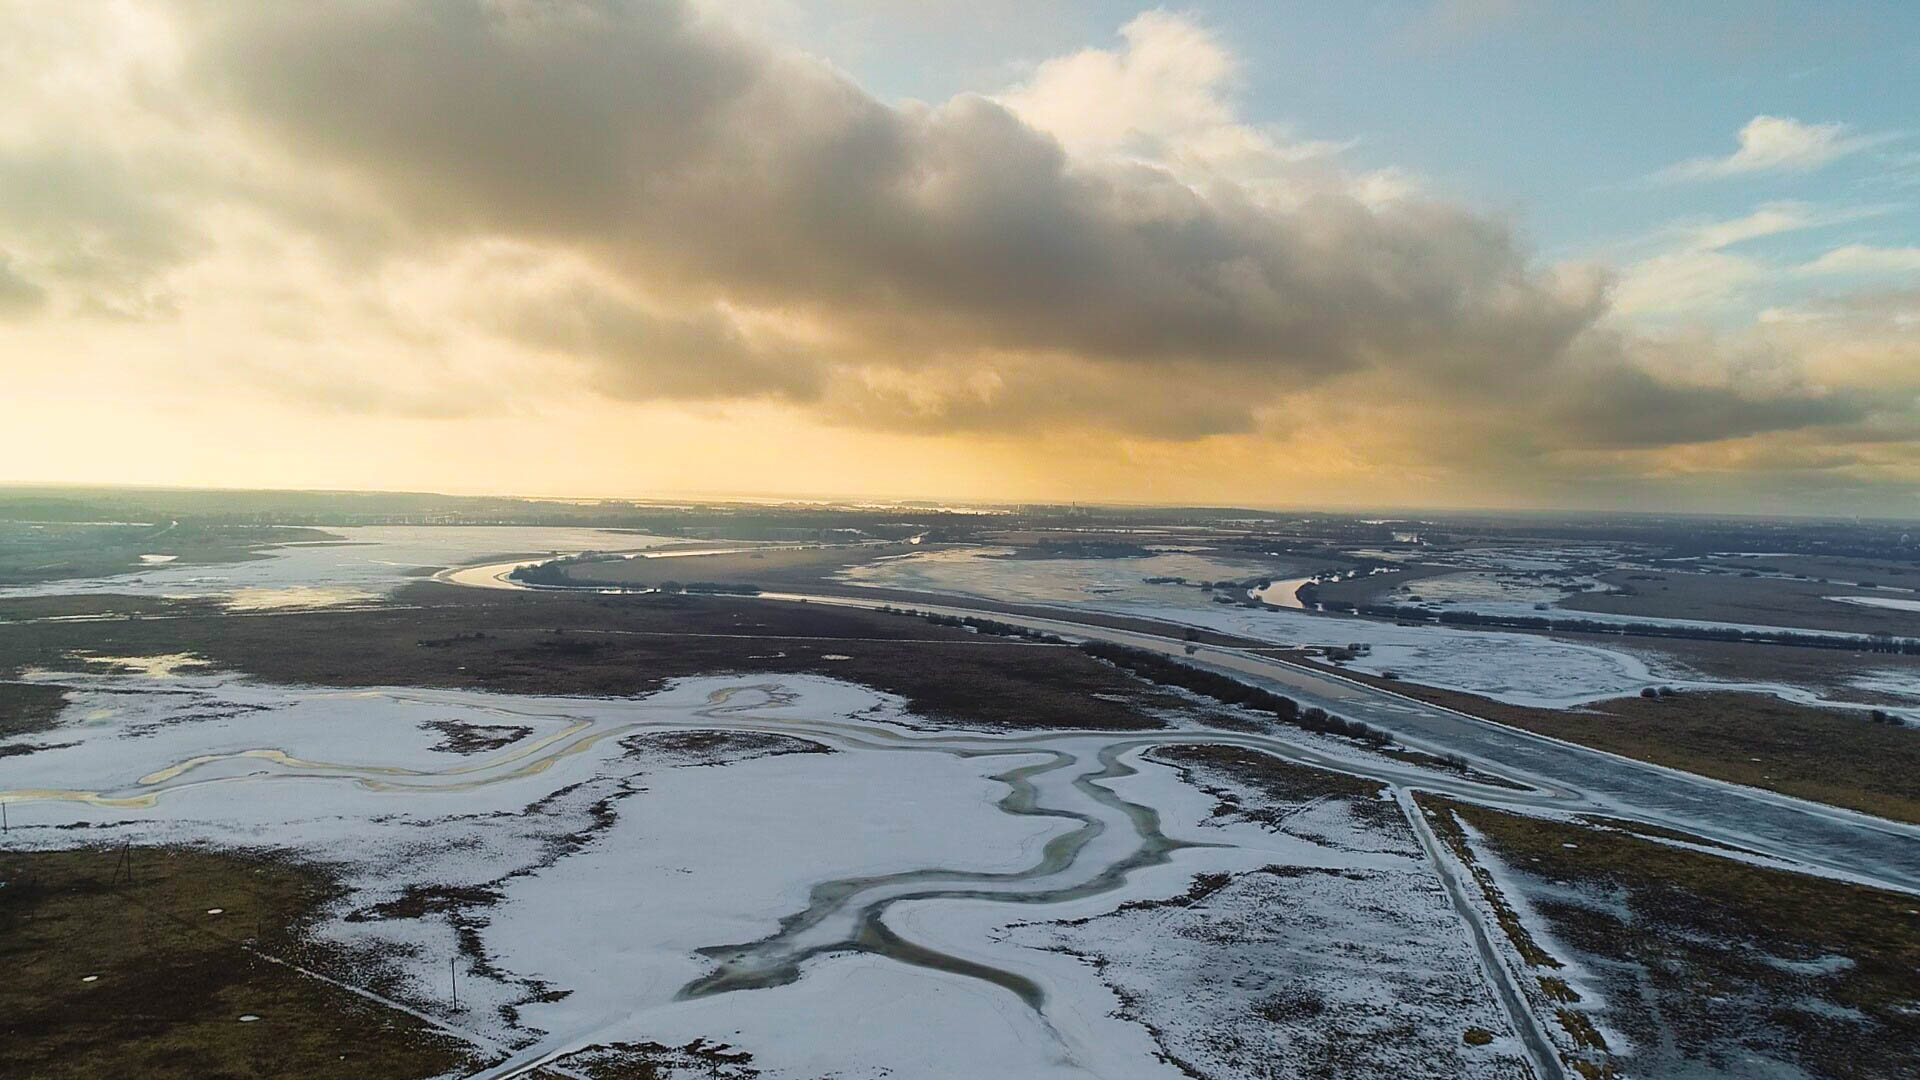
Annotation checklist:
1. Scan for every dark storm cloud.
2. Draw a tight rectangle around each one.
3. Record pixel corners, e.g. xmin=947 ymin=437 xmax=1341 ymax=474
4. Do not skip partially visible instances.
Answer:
xmin=0 ymin=145 xmax=203 ymax=315
xmin=1543 ymin=369 xmax=1871 ymax=449
xmin=495 ymin=282 xmax=827 ymax=402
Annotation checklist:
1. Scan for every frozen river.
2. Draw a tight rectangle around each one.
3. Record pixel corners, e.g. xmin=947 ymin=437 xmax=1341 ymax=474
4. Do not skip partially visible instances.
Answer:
xmin=3 ymin=669 xmax=1551 ymax=1079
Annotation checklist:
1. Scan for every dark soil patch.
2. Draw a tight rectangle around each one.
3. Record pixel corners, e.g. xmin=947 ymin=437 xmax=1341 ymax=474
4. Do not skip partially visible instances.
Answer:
xmin=540 ymin=1038 xmax=758 ymax=1079
xmin=346 ymin=883 xmax=506 ymax=923
xmin=619 ymin=729 xmax=829 ymax=767
xmin=422 ymin=719 xmax=533 ymax=755
xmin=0 ymin=680 xmax=69 ymax=740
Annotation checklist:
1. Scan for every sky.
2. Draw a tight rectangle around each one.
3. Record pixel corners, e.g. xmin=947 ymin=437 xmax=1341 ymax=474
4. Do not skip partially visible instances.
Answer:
xmin=2 ymin=1 xmax=1917 ymax=515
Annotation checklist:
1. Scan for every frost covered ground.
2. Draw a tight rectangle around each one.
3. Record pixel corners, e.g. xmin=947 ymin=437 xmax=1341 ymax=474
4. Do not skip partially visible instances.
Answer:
xmin=1832 ymin=594 xmax=1920 ymax=613
xmin=1003 ymin=747 xmax=1536 ymax=1080
xmin=2 ymin=666 xmax=1542 ymax=1079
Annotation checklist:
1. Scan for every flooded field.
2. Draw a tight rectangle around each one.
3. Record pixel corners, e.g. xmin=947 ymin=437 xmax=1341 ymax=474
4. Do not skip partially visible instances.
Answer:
xmin=0 ymin=526 xmax=676 ymax=609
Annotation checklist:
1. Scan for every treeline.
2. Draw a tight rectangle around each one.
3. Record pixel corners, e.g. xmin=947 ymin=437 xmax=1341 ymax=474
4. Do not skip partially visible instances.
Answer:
xmin=1077 ymin=641 xmax=1392 ymax=748
xmin=999 ymin=541 xmax=1156 ymax=560
xmin=508 ymin=560 xmax=574 ymax=586
xmin=505 ymin=560 xmax=760 ymax=595
xmin=878 ymin=606 xmax=1066 ymax=644
xmin=1310 ymin=598 xmax=1920 ymax=655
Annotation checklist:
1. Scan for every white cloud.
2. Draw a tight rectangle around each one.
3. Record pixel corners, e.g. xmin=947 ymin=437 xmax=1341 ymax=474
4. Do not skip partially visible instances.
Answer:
xmin=1660 ymin=115 xmax=1890 ymax=181
xmin=1612 ymin=203 xmax=1892 ymax=318
xmin=996 ymin=11 xmax=1368 ymax=206
xmin=1611 ymin=249 xmax=1767 ymax=316
xmin=1680 ymin=202 xmax=1820 ymax=250
xmin=1801 ymin=244 xmax=1920 ymax=277
xmin=999 ymin=11 xmax=1236 ymax=157
xmin=1611 ymin=204 xmax=1810 ymax=317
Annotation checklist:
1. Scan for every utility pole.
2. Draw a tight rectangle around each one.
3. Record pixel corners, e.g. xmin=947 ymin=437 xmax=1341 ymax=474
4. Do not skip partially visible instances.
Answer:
xmin=451 ymin=957 xmax=458 ymax=1004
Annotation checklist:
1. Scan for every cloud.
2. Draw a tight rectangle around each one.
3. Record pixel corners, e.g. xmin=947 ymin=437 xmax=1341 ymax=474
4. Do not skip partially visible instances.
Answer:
xmin=0 ymin=253 xmax=46 ymax=317
xmin=175 ymin=2 xmax=1609 ymax=417
xmin=1801 ymin=244 xmax=1920 ymax=277
xmin=0 ymin=1 xmax=1912 ymax=510
xmin=1676 ymin=202 xmax=1824 ymax=250
xmin=1611 ymin=250 xmax=1768 ymax=317
xmin=999 ymin=11 xmax=1242 ymax=160
xmin=0 ymin=144 xmax=206 ymax=317
xmin=1660 ymin=115 xmax=1891 ymax=181
xmin=1539 ymin=351 xmax=1870 ymax=449
xmin=494 ymin=281 xmax=829 ymax=404
xmin=996 ymin=12 xmax=1370 ymax=208
xmin=1611 ymin=202 xmax=1891 ymax=318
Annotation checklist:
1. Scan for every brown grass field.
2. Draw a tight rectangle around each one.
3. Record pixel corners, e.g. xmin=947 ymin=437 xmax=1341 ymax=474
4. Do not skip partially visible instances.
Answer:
xmin=1559 ymin=568 xmax=1919 ymax=636
xmin=1419 ymin=795 xmax=1920 ymax=1080
xmin=0 ymin=847 xmax=474 ymax=1080
xmin=0 ymin=585 xmax=1210 ymax=733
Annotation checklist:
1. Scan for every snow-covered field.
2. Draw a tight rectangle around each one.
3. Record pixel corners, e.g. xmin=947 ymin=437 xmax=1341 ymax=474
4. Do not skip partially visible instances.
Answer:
xmin=1830 ymin=594 xmax=1920 ymax=613
xmin=1395 ymin=569 xmax=1608 ymax=611
xmin=840 ymin=546 xmax=1295 ymax=607
xmin=1 ymin=667 xmax=1538 ymax=1079
xmin=0 ymin=525 xmax=676 ymax=607
xmin=840 ymin=548 xmax=1920 ymax=708
xmin=839 ymin=549 xmax=1699 ymax=706
xmin=1003 ymin=752 xmax=1536 ymax=1080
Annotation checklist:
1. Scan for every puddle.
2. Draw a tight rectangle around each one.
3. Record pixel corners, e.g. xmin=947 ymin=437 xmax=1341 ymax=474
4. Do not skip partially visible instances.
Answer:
xmin=68 ymin=653 xmax=210 ymax=679
xmin=223 ymin=586 xmax=382 ymax=611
